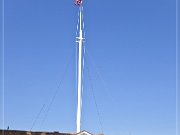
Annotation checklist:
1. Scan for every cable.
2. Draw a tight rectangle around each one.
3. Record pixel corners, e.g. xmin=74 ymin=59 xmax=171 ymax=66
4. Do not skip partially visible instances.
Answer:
xmin=2 ymin=0 xmax=5 ymax=132
xmin=82 ymin=6 xmax=85 ymax=38
xmin=76 ymin=11 xmax=79 ymax=37
xmin=39 ymin=49 xmax=75 ymax=129
xmin=86 ymin=50 xmax=116 ymax=105
xmin=176 ymin=0 xmax=179 ymax=135
xmin=85 ymin=57 xmax=104 ymax=134
xmin=30 ymin=104 xmax=45 ymax=131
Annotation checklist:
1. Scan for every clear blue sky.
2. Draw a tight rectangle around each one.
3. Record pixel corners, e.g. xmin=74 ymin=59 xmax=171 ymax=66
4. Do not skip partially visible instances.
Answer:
xmin=0 ymin=0 xmax=179 ymax=135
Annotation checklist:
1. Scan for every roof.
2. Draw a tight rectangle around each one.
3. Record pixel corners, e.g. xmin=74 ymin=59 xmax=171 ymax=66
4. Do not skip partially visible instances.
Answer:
xmin=76 ymin=131 xmax=93 ymax=135
xmin=0 ymin=130 xmax=100 ymax=135
xmin=0 ymin=130 xmax=75 ymax=135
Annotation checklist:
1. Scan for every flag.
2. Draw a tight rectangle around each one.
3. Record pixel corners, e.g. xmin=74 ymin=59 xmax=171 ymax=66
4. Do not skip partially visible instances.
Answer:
xmin=74 ymin=0 xmax=82 ymax=6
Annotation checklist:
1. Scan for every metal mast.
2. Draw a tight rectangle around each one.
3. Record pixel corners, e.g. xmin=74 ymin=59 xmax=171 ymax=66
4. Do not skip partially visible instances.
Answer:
xmin=75 ymin=0 xmax=84 ymax=133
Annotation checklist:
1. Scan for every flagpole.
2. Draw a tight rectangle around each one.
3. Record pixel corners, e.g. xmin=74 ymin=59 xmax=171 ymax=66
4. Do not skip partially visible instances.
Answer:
xmin=76 ymin=2 xmax=84 ymax=133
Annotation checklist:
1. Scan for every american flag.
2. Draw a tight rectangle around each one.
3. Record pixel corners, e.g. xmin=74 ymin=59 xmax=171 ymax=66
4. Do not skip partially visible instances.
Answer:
xmin=74 ymin=0 xmax=82 ymax=6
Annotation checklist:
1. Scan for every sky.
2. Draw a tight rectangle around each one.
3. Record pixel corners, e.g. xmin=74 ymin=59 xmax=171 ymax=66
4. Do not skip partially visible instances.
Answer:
xmin=0 ymin=0 xmax=180 ymax=135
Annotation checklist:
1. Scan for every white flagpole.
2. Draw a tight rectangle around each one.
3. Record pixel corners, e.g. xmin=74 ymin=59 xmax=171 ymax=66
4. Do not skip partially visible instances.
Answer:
xmin=76 ymin=5 xmax=84 ymax=133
